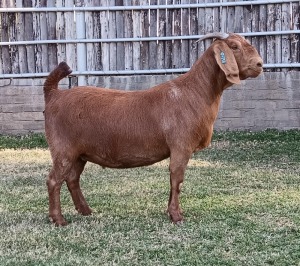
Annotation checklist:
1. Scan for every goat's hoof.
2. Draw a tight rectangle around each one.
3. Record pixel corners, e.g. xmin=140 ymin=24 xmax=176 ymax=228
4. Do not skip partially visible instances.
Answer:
xmin=175 ymin=220 xmax=184 ymax=226
xmin=166 ymin=208 xmax=183 ymax=215
xmin=171 ymin=216 xmax=184 ymax=225
xmin=49 ymin=216 xmax=68 ymax=226
xmin=55 ymin=220 xmax=68 ymax=227
xmin=80 ymin=209 xmax=92 ymax=216
xmin=77 ymin=206 xmax=92 ymax=216
xmin=168 ymin=210 xmax=183 ymax=224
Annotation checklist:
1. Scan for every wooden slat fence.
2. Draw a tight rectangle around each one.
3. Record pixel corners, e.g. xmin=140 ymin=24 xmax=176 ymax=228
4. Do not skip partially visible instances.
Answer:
xmin=0 ymin=0 xmax=299 ymax=77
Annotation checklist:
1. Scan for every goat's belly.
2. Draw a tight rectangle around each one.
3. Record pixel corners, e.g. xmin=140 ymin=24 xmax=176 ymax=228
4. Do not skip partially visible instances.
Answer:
xmin=80 ymin=152 xmax=169 ymax=169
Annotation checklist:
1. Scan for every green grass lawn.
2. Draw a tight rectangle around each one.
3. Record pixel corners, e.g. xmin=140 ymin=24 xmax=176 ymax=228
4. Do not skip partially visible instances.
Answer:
xmin=0 ymin=130 xmax=299 ymax=266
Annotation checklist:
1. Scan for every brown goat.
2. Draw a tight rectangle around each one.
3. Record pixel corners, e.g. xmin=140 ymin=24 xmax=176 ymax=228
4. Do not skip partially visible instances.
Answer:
xmin=44 ymin=33 xmax=263 ymax=226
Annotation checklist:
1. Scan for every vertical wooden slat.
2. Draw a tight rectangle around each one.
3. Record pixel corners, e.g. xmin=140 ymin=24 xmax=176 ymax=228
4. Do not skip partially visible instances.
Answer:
xmin=124 ymin=0 xmax=133 ymax=70
xmin=181 ymin=0 xmax=189 ymax=68
xmin=140 ymin=0 xmax=149 ymax=70
xmin=243 ymin=4 xmax=253 ymax=45
xmin=100 ymin=0 xmax=110 ymax=71
xmin=291 ymin=2 xmax=300 ymax=63
xmin=85 ymin=0 xmax=93 ymax=71
xmin=39 ymin=0 xmax=49 ymax=72
xmin=274 ymin=4 xmax=282 ymax=69
xmin=212 ymin=0 xmax=220 ymax=34
xmin=116 ymin=0 xmax=125 ymax=70
xmin=132 ymin=0 xmax=141 ymax=70
xmin=165 ymin=0 xmax=173 ymax=69
xmin=226 ymin=0 xmax=235 ymax=33
xmin=0 ymin=17 xmax=2 ymax=74
xmin=189 ymin=0 xmax=198 ymax=66
xmin=109 ymin=0 xmax=117 ymax=71
xmin=1 ymin=0 xmax=12 ymax=74
xmin=172 ymin=0 xmax=181 ymax=68
xmin=234 ymin=4 xmax=244 ymax=33
xmin=251 ymin=4 xmax=260 ymax=54
xmin=47 ymin=0 xmax=58 ymax=70
xmin=281 ymin=2 xmax=291 ymax=67
xmin=266 ymin=4 xmax=275 ymax=66
xmin=220 ymin=0 xmax=227 ymax=33
xmin=56 ymin=0 xmax=66 ymax=64
xmin=86 ymin=0 xmax=96 ymax=71
xmin=149 ymin=0 xmax=158 ymax=69
xmin=85 ymin=0 xmax=100 ymax=85
xmin=204 ymin=0 xmax=214 ymax=50
xmin=259 ymin=4 xmax=267 ymax=64
xmin=94 ymin=0 xmax=102 ymax=71
xmin=197 ymin=0 xmax=206 ymax=56
xmin=0 ymin=8 xmax=2 ymax=74
xmin=32 ymin=0 xmax=42 ymax=73
xmin=23 ymin=0 xmax=35 ymax=73
xmin=157 ymin=0 xmax=165 ymax=69
xmin=9 ymin=0 xmax=19 ymax=74
xmin=65 ymin=0 xmax=76 ymax=70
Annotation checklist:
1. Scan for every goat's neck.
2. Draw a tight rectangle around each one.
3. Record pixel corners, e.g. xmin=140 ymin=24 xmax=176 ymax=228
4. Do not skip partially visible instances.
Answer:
xmin=187 ymin=48 xmax=230 ymax=100
xmin=170 ymin=49 xmax=231 ymax=123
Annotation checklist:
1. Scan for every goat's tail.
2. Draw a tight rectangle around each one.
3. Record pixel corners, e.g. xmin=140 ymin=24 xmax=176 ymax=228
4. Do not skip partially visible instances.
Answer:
xmin=44 ymin=61 xmax=72 ymax=100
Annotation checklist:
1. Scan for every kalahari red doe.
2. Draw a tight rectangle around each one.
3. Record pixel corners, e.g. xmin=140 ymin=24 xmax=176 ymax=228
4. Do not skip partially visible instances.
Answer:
xmin=44 ymin=33 xmax=263 ymax=226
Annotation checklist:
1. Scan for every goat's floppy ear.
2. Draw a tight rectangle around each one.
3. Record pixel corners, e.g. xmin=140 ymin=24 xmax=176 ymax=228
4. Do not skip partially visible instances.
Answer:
xmin=213 ymin=41 xmax=241 ymax=84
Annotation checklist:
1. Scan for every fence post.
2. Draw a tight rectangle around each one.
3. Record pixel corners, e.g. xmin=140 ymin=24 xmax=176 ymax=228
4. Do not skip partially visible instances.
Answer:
xmin=75 ymin=0 xmax=87 ymax=86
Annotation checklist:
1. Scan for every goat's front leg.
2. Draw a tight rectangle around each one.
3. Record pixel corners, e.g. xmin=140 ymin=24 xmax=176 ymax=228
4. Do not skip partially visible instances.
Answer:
xmin=47 ymin=168 xmax=67 ymax=226
xmin=167 ymin=151 xmax=190 ymax=224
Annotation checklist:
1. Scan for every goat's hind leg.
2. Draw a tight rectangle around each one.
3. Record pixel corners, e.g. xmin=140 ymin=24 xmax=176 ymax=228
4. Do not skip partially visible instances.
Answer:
xmin=47 ymin=166 xmax=68 ymax=226
xmin=47 ymin=157 xmax=91 ymax=226
xmin=66 ymin=158 xmax=92 ymax=216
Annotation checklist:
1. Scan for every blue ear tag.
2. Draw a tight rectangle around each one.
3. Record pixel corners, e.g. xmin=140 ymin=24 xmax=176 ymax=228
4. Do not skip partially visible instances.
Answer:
xmin=220 ymin=52 xmax=226 ymax=64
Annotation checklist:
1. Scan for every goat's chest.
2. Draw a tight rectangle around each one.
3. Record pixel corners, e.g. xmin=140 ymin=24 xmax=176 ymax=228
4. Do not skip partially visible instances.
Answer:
xmin=193 ymin=124 xmax=214 ymax=153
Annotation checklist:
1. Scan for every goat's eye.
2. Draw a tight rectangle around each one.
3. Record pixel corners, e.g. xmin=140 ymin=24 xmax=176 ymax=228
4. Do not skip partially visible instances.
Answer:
xmin=231 ymin=45 xmax=239 ymax=50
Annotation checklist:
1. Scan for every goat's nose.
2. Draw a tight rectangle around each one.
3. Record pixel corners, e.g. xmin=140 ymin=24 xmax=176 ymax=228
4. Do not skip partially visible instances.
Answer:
xmin=257 ymin=61 xmax=263 ymax=68
xmin=251 ymin=58 xmax=263 ymax=69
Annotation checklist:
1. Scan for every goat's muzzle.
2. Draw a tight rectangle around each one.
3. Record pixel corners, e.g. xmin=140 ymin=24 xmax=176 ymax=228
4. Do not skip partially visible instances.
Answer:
xmin=241 ymin=57 xmax=263 ymax=79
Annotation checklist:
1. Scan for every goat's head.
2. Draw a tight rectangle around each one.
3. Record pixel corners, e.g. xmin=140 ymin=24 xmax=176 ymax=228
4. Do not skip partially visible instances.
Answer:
xmin=199 ymin=33 xmax=263 ymax=84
